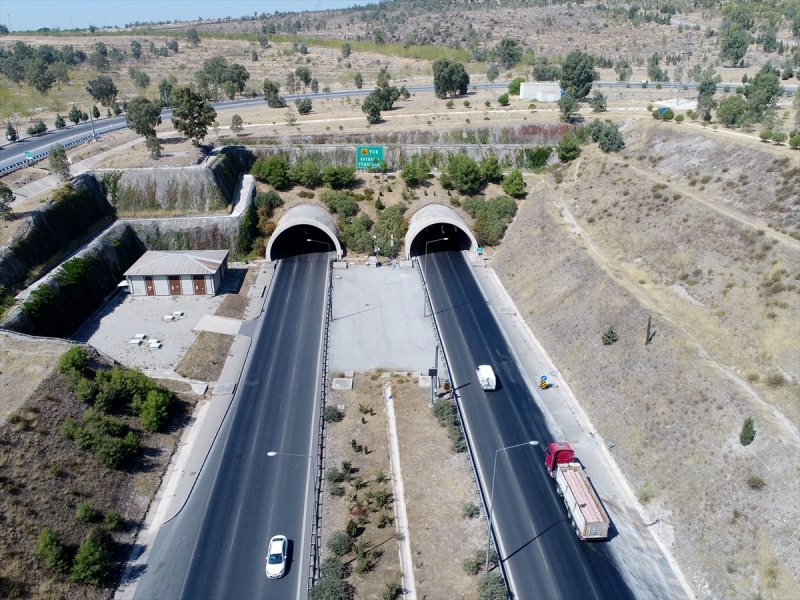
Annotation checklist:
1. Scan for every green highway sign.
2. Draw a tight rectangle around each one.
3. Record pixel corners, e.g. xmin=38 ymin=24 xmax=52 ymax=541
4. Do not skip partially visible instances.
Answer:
xmin=24 ymin=151 xmax=33 ymax=160
xmin=356 ymin=145 xmax=384 ymax=170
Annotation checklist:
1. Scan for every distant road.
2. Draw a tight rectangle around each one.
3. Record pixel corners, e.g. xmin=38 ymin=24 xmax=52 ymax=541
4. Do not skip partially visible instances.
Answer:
xmin=0 ymin=82 xmax=506 ymax=173
xmin=2 ymin=78 xmax=795 ymax=174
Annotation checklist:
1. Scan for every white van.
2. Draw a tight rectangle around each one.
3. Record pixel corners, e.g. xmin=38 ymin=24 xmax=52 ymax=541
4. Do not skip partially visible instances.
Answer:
xmin=476 ymin=365 xmax=496 ymax=391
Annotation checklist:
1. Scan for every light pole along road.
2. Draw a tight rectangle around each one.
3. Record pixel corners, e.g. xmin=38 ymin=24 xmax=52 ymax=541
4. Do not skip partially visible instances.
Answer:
xmin=133 ymin=250 xmax=328 ymax=600
xmin=418 ymin=238 xmax=634 ymax=600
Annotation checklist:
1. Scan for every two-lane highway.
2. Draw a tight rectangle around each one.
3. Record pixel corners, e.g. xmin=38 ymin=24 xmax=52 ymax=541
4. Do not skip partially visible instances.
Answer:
xmin=134 ymin=251 xmax=328 ymax=600
xmin=422 ymin=244 xmax=634 ymax=599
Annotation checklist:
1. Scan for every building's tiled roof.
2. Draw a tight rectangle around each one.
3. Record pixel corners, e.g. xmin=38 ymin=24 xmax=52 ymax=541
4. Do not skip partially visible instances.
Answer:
xmin=124 ymin=250 xmax=228 ymax=277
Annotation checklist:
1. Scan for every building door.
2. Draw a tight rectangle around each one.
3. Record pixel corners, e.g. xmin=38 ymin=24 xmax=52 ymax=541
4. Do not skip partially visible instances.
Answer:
xmin=168 ymin=276 xmax=181 ymax=295
xmin=145 ymin=277 xmax=155 ymax=296
xmin=192 ymin=275 xmax=206 ymax=295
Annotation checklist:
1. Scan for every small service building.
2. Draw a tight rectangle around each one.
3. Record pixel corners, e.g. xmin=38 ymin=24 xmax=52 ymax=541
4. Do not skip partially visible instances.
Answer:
xmin=124 ymin=250 xmax=229 ymax=296
xmin=520 ymin=82 xmax=563 ymax=102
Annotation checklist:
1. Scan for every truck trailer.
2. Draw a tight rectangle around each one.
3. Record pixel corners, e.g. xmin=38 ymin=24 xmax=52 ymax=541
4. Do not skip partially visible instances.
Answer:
xmin=545 ymin=442 xmax=610 ymax=540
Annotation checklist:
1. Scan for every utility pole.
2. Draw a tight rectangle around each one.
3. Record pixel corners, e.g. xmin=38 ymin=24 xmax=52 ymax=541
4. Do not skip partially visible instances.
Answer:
xmin=429 ymin=346 xmax=438 ymax=408
xmin=88 ymin=107 xmax=97 ymax=140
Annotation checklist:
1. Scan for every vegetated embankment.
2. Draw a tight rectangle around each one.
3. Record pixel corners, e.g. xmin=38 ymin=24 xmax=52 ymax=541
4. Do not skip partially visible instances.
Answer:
xmin=0 ymin=175 xmax=114 ymax=293
xmin=491 ymin=128 xmax=799 ymax=600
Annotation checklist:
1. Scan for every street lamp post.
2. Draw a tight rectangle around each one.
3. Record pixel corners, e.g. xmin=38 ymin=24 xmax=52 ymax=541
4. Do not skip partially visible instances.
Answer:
xmin=485 ymin=440 xmax=539 ymax=572
xmin=422 ymin=237 xmax=448 ymax=318
xmin=307 ymin=238 xmax=331 ymax=260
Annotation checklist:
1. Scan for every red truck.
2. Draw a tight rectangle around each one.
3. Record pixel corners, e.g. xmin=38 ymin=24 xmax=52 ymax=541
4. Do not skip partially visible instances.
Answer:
xmin=545 ymin=442 xmax=610 ymax=540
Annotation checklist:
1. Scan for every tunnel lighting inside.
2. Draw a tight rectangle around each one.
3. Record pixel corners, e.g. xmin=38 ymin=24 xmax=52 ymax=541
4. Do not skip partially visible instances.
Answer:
xmin=269 ymin=225 xmax=336 ymax=260
xmin=409 ymin=224 xmax=473 ymax=258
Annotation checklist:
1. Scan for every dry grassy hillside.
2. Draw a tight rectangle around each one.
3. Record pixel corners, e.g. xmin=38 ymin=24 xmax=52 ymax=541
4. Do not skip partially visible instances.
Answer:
xmin=491 ymin=120 xmax=800 ymax=600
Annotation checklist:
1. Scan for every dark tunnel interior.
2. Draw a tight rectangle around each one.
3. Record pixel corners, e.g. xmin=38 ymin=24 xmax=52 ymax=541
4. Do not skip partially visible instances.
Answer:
xmin=409 ymin=223 xmax=473 ymax=258
xmin=269 ymin=225 xmax=336 ymax=260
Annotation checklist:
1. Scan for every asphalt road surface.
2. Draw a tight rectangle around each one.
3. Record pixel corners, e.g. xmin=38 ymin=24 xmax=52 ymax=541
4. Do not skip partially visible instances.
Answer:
xmin=420 ymin=242 xmax=634 ymax=600
xmin=133 ymin=251 xmax=328 ymax=600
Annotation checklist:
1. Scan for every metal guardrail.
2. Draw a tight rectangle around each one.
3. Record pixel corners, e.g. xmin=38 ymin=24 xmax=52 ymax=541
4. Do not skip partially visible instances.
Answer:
xmin=416 ymin=255 xmax=511 ymax=591
xmin=0 ymin=132 xmax=99 ymax=178
xmin=308 ymin=257 xmax=333 ymax=593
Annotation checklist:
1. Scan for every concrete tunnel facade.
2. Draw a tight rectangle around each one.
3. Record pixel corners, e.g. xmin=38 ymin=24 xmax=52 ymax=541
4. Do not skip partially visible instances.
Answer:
xmin=266 ymin=204 xmax=343 ymax=261
xmin=404 ymin=204 xmax=479 ymax=261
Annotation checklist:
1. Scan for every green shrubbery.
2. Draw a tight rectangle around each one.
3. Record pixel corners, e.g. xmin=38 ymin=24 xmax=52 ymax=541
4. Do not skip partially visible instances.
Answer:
xmin=70 ymin=527 xmax=113 ymax=586
xmin=739 ymin=416 xmax=755 ymax=446
xmin=322 ymin=189 xmax=359 ymax=217
xmin=36 ymin=528 xmax=70 ymax=574
xmin=587 ymin=120 xmax=625 ymax=153
xmin=478 ymin=572 xmax=508 ymax=600
xmin=432 ymin=398 xmax=466 ymax=452
xmin=400 ymin=155 xmax=430 ymax=186
xmin=461 ymin=196 xmax=518 ymax=246
xmin=58 ymin=347 xmax=173 ymax=468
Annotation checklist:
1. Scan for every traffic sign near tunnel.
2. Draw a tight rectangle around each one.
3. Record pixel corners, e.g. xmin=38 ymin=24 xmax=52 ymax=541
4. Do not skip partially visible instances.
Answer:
xmin=356 ymin=145 xmax=384 ymax=170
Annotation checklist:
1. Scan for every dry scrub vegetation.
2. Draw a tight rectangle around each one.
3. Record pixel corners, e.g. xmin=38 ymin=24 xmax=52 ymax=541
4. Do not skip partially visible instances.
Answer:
xmin=320 ymin=374 xmax=401 ymax=599
xmin=0 ymin=359 xmax=198 ymax=599
xmin=320 ymin=372 xmax=485 ymax=599
xmin=492 ymin=121 xmax=800 ymax=600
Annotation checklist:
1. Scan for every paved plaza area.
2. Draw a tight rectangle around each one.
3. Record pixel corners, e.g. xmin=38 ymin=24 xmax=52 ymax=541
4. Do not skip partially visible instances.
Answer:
xmin=329 ymin=264 xmax=436 ymax=373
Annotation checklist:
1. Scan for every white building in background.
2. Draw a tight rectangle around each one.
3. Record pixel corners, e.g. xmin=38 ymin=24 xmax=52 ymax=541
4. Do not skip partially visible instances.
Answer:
xmin=124 ymin=250 xmax=228 ymax=296
xmin=520 ymin=82 xmax=563 ymax=102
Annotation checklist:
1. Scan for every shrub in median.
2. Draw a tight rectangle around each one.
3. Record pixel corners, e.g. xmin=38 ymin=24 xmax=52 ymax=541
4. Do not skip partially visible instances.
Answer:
xmin=326 ymin=530 xmax=351 ymax=557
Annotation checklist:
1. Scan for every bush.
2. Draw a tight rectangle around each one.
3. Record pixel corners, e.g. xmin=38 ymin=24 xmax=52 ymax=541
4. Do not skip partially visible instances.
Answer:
xmin=75 ymin=377 xmax=96 ymax=404
xmin=772 ymin=131 xmax=788 ymax=144
xmin=739 ymin=417 xmax=755 ymax=445
xmin=601 ymin=326 xmax=619 ymax=345
xmin=326 ymin=467 xmax=344 ymax=485
xmin=790 ymin=134 xmax=800 ymax=149
xmin=508 ymin=77 xmax=525 ymax=96
xmin=27 ymin=119 xmax=47 ymax=135
xmin=760 ymin=129 xmax=773 ymax=142
xmin=139 ymin=389 xmax=173 ymax=432
xmin=588 ymin=120 xmax=625 ymax=153
xmin=309 ymin=575 xmax=349 ymax=600
xmin=446 ymin=100 xmax=455 ymax=108
xmin=463 ymin=555 xmax=482 ymax=575
xmin=480 ymin=155 xmax=504 ymax=183
xmin=675 ymin=114 xmax=685 ymax=123
xmin=323 ymin=164 xmax=357 ymax=189
xmin=321 ymin=189 xmax=359 ymax=217
xmin=400 ymin=154 xmax=430 ymax=186
xmin=60 ymin=416 xmax=79 ymax=439
xmin=36 ymin=528 xmax=69 ymax=574
xmin=102 ymin=509 xmax=123 ymax=531
xmin=556 ymin=133 xmax=581 ymax=162
xmin=59 ymin=345 xmax=87 ymax=374
xmin=289 ymin=158 xmax=323 ymax=188
xmin=346 ymin=518 xmax=358 ymax=538
xmin=327 ymin=530 xmax=351 ymax=557
xmin=462 ymin=196 xmax=518 ymax=246
xmin=747 ymin=474 xmax=765 ymax=490
xmin=477 ymin=572 xmax=508 ymax=600
xmin=433 ymin=398 xmax=456 ymax=427
xmin=660 ymin=108 xmax=674 ymax=121
xmin=636 ymin=482 xmax=654 ymax=503
xmin=765 ymin=373 xmax=785 ymax=387
xmin=382 ymin=580 xmax=401 ymax=600
xmin=70 ymin=539 xmax=111 ymax=586
xmin=320 ymin=556 xmax=345 ymax=579
xmin=76 ymin=501 xmax=99 ymax=522
xmin=253 ymin=190 xmax=283 ymax=216
xmin=323 ymin=405 xmax=344 ymax=422
xmin=463 ymin=501 xmax=479 ymax=518
xmin=441 ymin=154 xmax=485 ymax=194
xmin=497 ymin=93 xmax=509 ymax=106
xmin=378 ymin=513 xmax=392 ymax=528
xmin=501 ymin=169 xmax=526 ymax=198
xmin=374 ymin=198 xmax=384 ymax=210
xmin=251 ymin=154 xmax=289 ymax=189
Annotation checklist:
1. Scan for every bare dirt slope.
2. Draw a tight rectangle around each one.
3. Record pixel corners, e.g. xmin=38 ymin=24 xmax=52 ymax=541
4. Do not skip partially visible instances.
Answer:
xmin=0 ymin=332 xmax=70 ymax=425
xmin=490 ymin=122 xmax=800 ymax=600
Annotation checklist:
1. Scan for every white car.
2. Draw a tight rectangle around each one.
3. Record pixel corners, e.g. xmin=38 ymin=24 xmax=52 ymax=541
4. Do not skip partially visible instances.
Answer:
xmin=266 ymin=535 xmax=288 ymax=579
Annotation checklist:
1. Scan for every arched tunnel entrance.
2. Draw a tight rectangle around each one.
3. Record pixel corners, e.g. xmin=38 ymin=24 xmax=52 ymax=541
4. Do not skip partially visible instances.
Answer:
xmin=405 ymin=204 xmax=479 ymax=262
xmin=266 ymin=204 xmax=343 ymax=261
